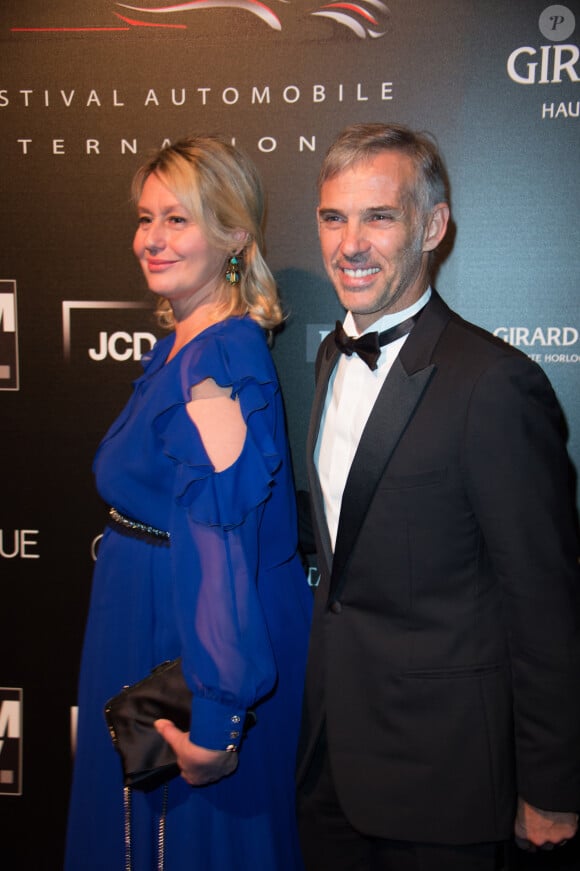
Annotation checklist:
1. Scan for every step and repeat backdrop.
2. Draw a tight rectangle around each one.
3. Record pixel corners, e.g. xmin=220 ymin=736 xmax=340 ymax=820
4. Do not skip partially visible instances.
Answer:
xmin=1 ymin=1 xmax=578 ymax=866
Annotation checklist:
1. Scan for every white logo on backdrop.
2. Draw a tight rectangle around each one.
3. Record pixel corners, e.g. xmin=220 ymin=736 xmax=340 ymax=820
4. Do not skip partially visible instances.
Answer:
xmin=5 ymin=81 xmax=395 ymax=161
xmin=91 ymin=534 xmax=103 ymax=562
xmin=0 ymin=530 xmax=40 ymax=560
xmin=0 ymin=280 xmax=19 ymax=391
xmin=0 ymin=690 xmax=23 ymax=796
xmin=306 ymin=324 xmax=333 ymax=362
xmin=506 ymin=5 xmax=579 ymax=119
xmin=494 ymin=325 xmax=580 ymax=364
xmin=62 ymin=301 xmax=157 ymax=363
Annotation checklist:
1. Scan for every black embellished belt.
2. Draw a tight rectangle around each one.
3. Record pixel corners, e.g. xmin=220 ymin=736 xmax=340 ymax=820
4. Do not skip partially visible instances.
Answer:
xmin=108 ymin=507 xmax=170 ymax=546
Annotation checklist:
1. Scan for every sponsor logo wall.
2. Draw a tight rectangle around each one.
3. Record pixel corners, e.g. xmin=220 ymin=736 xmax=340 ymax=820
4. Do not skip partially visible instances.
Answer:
xmin=0 ymin=2 xmax=578 ymax=866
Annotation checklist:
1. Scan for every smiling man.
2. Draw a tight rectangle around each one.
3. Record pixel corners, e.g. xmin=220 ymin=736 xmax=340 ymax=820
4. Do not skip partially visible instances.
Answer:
xmin=296 ymin=122 xmax=580 ymax=871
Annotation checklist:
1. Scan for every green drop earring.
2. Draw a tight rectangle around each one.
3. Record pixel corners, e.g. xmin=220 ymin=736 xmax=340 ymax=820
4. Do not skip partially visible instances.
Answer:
xmin=225 ymin=253 xmax=240 ymax=285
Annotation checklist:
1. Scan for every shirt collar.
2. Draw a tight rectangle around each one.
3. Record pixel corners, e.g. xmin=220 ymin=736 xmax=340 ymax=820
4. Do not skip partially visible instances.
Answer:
xmin=343 ymin=286 xmax=432 ymax=338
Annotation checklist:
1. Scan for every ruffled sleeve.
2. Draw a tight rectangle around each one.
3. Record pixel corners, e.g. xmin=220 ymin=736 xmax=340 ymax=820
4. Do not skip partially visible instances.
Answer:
xmin=153 ymin=318 xmax=290 ymax=749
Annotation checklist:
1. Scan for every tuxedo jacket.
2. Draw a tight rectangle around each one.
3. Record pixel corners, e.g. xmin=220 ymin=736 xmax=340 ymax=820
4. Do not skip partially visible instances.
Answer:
xmin=297 ymin=291 xmax=580 ymax=844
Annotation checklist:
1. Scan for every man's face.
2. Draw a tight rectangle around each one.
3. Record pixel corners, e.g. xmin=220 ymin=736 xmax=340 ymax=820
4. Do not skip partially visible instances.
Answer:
xmin=317 ymin=150 xmax=443 ymax=331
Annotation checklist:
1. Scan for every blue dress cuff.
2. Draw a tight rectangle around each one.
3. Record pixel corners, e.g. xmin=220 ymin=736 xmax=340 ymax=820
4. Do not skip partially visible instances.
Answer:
xmin=189 ymin=695 xmax=247 ymax=751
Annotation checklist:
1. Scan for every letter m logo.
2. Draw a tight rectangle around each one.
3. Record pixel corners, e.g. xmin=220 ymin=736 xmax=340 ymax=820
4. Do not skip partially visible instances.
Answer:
xmin=0 ymin=280 xmax=19 ymax=391
xmin=0 ymin=689 xmax=23 ymax=795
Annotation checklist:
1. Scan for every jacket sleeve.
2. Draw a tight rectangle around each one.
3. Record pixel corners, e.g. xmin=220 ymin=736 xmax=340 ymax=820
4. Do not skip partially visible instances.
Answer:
xmin=462 ymin=353 xmax=580 ymax=811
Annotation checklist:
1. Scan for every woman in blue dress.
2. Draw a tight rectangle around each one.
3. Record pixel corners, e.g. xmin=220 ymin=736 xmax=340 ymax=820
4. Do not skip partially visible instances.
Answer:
xmin=65 ymin=136 xmax=312 ymax=870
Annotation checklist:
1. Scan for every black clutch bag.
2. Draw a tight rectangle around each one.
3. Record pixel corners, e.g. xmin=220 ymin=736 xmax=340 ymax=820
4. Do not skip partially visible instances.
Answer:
xmin=104 ymin=658 xmax=192 ymax=792
xmin=104 ymin=657 xmax=257 ymax=793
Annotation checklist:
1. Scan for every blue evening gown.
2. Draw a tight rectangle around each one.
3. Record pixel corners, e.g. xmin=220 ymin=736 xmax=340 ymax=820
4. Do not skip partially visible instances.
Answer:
xmin=65 ymin=316 xmax=312 ymax=870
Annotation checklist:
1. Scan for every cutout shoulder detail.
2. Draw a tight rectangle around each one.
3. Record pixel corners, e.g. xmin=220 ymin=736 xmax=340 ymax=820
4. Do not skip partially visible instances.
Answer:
xmin=187 ymin=379 xmax=247 ymax=473
xmin=190 ymin=377 xmax=233 ymax=401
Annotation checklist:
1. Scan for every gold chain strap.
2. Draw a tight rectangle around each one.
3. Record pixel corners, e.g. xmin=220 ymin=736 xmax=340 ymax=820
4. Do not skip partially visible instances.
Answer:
xmin=123 ymin=783 xmax=169 ymax=871
xmin=123 ymin=786 xmax=132 ymax=871
xmin=157 ymin=783 xmax=169 ymax=871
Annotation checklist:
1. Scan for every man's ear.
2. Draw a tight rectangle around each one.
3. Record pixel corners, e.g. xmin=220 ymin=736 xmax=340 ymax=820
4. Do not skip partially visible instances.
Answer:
xmin=422 ymin=203 xmax=449 ymax=253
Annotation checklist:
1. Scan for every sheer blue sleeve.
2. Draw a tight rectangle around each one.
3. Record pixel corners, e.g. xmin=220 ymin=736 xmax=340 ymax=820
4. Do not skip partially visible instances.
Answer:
xmin=152 ymin=318 xmax=293 ymax=749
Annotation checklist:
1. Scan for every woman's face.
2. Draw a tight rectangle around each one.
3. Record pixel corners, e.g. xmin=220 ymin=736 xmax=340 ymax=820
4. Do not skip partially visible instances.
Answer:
xmin=133 ymin=172 xmax=227 ymax=317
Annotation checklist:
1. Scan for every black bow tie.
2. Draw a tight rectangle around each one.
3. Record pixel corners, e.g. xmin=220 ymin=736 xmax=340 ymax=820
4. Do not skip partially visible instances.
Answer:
xmin=334 ymin=312 xmax=422 ymax=371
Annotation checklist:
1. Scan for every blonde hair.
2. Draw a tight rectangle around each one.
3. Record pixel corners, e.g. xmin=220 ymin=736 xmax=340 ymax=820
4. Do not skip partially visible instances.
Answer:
xmin=132 ymin=135 xmax=283 ymax=331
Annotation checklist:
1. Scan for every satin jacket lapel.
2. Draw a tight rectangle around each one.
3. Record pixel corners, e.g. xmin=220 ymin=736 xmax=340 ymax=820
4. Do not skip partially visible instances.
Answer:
xmin=306 ymin=334 xmax=338 ymax=581
xmin=329 ymin=292 xmax=452 ymax=604
xmin=329 ymin=359 xmax=435 ymax=602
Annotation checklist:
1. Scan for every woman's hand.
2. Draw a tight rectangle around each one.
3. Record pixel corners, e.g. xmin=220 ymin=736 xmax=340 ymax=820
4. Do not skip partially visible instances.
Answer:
xmin=154 ymin=719 xmax=239 ymax=786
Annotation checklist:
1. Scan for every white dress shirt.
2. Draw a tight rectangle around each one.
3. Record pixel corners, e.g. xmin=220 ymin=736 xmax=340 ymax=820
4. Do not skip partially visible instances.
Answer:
xmin=314 ymin=288 xmax=431 ymax=551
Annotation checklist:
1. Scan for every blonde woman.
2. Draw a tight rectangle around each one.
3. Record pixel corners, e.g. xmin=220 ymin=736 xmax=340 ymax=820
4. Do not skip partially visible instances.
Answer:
xmin=65 ymin=136 xmax=312 ymax=870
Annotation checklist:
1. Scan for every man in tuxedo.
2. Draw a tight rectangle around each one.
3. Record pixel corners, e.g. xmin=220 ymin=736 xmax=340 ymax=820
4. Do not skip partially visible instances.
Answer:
xmin=296 ymin=122 xmax=580 ymax=871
